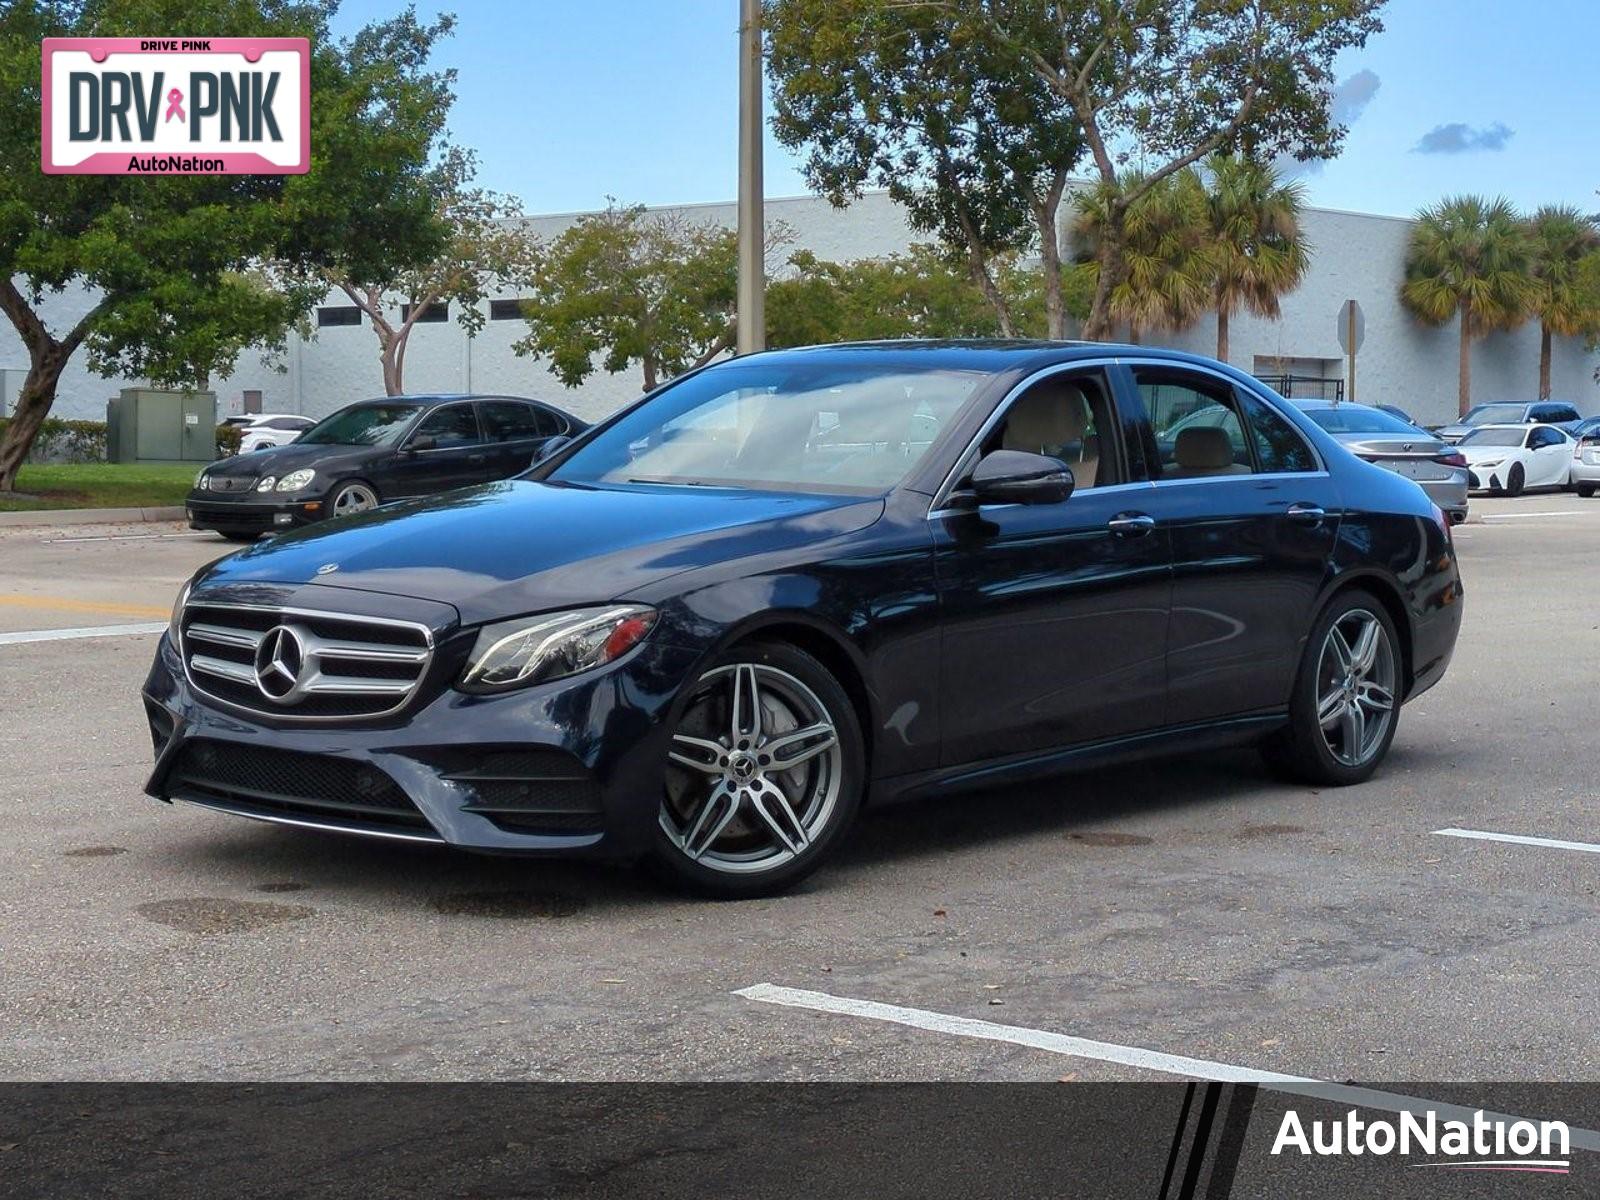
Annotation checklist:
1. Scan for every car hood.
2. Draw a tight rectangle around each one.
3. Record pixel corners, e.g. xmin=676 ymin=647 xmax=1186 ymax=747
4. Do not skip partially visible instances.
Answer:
xmin=1457 ymin=443 xmax=1521 ymax=463
xmin=203 ymin=441 xmax=383 ymax=477
xmin=198 ymin=479 xmax=886 ymax=625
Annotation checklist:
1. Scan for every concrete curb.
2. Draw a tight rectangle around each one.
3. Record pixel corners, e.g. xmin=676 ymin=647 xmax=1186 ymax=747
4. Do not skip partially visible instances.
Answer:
xmin=0 ymin=505 xmax=186 ymax=528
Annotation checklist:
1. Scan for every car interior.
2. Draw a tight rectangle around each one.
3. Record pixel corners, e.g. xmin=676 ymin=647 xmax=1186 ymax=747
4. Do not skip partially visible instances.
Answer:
xmin=988 ymin=375 xmax=1114 ymax=488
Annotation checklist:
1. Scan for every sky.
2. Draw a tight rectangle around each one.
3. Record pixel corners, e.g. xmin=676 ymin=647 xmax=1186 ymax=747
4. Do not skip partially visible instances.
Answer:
xmin=331 ymin=0 xmax=1600 ymax=220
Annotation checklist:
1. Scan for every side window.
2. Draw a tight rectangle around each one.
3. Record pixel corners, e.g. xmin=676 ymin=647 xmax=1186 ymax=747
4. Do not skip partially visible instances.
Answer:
xmin=479 ymin=401 xmax=543 ymax=442
xmin=1530 ymin=427 xmax=1562 ymax=449
xmin=414 ymin=404 xmax=481 ymax=448
xmin=1236 ymin=389 xmax=1317 ymax=473
xmin=529 ymin=405 xmax=562 ymax=436
xmin=1139 ymin=369 xmax=1249 ymax=479
xmin=982 ymin=370 xmax=1120 ymax=488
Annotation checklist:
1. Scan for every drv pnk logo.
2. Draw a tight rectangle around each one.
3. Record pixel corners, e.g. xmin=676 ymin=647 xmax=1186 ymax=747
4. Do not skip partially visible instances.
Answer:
xmin=42 ymin=37 xmax=309 ymax=175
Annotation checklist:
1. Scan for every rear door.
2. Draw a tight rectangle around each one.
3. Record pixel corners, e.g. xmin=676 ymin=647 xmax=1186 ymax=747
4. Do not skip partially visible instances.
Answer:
xmin=932 ymin=364 xmax=1172 ymax=765
xmin=477 ymin=400 xmax=555 ymax=476
xmin=1126 ymin=363 xmax=1338 ymax=725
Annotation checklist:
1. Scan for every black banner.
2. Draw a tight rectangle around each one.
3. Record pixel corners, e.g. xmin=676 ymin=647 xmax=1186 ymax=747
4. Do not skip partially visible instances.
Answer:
xmin=3 ymin=1084 xmax=1595 ymax=1198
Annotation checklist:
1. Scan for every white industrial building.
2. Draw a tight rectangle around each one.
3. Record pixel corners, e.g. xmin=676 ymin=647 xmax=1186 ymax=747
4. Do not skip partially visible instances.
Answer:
xmin=6 ymin=189 xmax=1598 ymax=429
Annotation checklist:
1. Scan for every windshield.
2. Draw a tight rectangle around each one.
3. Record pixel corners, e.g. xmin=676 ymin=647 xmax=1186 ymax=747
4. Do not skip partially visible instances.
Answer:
xmin=1461 ymin=404 xmax=1526 ymax=426
xmin=1304 ymin=406 xmax=1423 ymax=435
xmin=1460 ymin=427 xmax=1525 ymax=447
xmin=300 ymin=403 xmax=423 ymax=447
xmin=550 ymin=362 xmax=986 ymax=493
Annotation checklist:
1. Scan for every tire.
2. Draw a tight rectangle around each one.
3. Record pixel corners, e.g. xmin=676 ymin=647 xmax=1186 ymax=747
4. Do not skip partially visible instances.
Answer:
xmin=1262 ymin=589 xmax=1401 ymax=787
xmin=327 ymin=479 xmax=381 ymax=521
xmin=1580 ymin=484 xmax=1596 ymax=499
xmin=218 ymin=532 xmax=260 ymax=543
xmin=649 ymin=640 xmax=865 ymax=898
xmin=1504 ymin=463 xmax=1525 ymax=498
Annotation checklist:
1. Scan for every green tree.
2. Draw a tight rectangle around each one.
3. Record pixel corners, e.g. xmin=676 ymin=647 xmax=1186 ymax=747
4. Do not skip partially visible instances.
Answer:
xmin=1201 ymin=154 xmax=1310 ymax=363
xmin=766 ymin=244 xmax=1068 ymax=346
xmin=320 ymin=151 xmax=537 ymax=395
xmin=1525 ymin=205 xmax=1600 ymax=399
xmin=516 ymin=204 xmax=786 ymax=392
xmin=764 ymin=0 xmax=1084 ymax=337
xmin=1073 ymin=170 xmax=1213 ymax=343
xmin=1401 ymin=196 xmax=1535 ymax=417
xmin=0 ymin=0 xmax=456 ymax=490
xmin=967 ymin=0 xmax=1382 ymax=340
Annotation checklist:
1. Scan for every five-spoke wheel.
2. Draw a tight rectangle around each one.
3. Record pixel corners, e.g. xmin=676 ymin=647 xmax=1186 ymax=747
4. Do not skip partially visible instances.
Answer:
xmin=1264 ymin=589 xmax=1402 ymax=785
xmin=329 ymin=480 xmax=380 ymax=520
xmin=653 ymin=643 xmax=863 ymax=896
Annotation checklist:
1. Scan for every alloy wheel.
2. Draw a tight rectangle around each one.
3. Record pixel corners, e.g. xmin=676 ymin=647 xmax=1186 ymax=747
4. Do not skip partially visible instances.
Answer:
xmin=331 ymin=483 xmax=379 ymax=518
xmin=660 ymin=662 xmax=843 ymax=874
xmin=1315 ymin=608 xmax=1396 ymax=768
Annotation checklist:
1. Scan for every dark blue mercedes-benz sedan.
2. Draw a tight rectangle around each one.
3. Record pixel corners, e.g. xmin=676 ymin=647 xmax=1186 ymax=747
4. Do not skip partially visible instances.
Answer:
xmin=143 ymin=342 xmax=1463 ymax=896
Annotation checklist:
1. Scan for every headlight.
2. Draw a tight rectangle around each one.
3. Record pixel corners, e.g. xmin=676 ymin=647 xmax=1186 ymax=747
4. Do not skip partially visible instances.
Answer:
xmin=1477 ymin=459 xmax=1502 ymax=469
xmin=255 ymin=475 xmax=277 ymax=492
xmin=194 ymin=470 xmax=209 ymax=490
xmin=276 ymin=469 xmax=316 ymax=492
xmin=459 ymin=605 xmax=657 ymax=693
xmin=169 ymin=579 xmax=192 ymax=644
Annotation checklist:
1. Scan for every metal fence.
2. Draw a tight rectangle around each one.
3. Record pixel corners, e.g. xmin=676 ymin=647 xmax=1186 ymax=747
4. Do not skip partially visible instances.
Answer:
xmin=1253 ymin=374 xmax=1344 ymax=402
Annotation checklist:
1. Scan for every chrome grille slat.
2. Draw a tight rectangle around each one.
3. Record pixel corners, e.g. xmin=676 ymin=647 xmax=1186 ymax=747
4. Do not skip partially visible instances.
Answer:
xmin=190 ymin=654 xmax=259 ymax=684
xmin=179 ymin=601 xmax=435 ymax=723
xmin=187 ymin=623 xmax=265 ymax=650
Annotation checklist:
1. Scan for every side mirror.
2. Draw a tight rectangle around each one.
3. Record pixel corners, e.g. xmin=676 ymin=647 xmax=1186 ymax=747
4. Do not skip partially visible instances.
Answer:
xmin=536 ymin=434 xmax=572 ymax=462
xmin=968 ymin=449 xmax=1074 ymax=506
xmin=406 ymin=434 xmax=438 ymax=454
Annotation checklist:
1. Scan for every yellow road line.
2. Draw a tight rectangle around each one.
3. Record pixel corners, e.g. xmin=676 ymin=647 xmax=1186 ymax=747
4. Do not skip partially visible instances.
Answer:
xmin=0 ymin=594 xmax=170 ymax=620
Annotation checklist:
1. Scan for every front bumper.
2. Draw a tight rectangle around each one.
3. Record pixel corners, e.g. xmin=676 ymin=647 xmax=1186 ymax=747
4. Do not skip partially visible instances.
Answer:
xmin=142 ymin=629 xmax=705 ymax=860
xmin=185 ymin=492 xmax=326 ymax=534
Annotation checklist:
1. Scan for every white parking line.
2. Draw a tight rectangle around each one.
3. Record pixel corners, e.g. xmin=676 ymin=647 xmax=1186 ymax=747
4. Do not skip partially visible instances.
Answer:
xmin=1434 ymin=827 xmax=1600 ymax=856
xmin=0 ymin=622 xmax=166 ymax=646
xmin=734 ymin=983 xmax=1600 ymax=1152
xmin=1479 ymin=511 xmax=1588 ymax=521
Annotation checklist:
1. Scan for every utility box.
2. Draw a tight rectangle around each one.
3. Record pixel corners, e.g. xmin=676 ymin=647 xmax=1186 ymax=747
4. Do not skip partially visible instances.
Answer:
xmin=106 ymin=388 xmax=217 ymax=463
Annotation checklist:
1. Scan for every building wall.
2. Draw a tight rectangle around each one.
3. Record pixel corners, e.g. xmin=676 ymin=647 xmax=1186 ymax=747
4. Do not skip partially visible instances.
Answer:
xmin=6 ymin=190 xmax=1596 ymax=429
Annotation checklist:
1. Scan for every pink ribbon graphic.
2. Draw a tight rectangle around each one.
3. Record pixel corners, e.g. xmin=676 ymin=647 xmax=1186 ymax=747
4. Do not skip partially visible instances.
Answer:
xmin=164 ymin=88 xmax=185 ymax=123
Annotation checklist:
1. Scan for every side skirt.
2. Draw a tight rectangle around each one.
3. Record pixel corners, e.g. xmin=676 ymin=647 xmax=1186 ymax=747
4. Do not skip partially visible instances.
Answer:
xmin=869 ymin=712 xmax=1288 ymax=807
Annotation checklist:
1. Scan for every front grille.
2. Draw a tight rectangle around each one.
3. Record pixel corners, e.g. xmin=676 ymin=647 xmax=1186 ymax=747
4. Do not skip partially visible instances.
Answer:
xmin=180 ymin=601 xmax=434 ymax=722
xmin=169 ymin=740 xmax=430 ymax=830
xmin=203 ymin=476 xmax=257 ymax=494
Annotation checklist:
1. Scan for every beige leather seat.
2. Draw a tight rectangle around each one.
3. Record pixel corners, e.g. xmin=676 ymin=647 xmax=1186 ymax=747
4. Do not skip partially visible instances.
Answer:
xmin=1000 ymin=381 xmax=1100 ymax=487
xmin=1170 ymin=426 xmax=1249 ymax=477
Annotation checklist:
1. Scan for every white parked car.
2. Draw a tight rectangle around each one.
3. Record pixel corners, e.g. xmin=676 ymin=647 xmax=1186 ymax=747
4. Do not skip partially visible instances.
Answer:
xmin=223 ymin=413 xmax=316 ymax=453
xmin=1457 ymin=423 xmax=1574 ymax=496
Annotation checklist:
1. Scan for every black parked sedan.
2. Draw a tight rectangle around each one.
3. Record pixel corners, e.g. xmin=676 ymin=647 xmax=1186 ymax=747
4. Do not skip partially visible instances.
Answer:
xmin=145 ymin=343 xmax=1462 ymax=897
xmin=186 ymin=394 xmax=583 ymax=541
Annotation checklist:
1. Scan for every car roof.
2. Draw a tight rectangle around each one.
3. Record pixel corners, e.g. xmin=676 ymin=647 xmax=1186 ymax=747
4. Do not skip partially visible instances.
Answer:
xmin=729 ymin=339 xmax=1242 ymax=375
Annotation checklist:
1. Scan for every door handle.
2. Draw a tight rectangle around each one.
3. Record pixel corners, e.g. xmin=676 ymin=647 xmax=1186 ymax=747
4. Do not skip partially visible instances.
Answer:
xmin=468 ymin=453 xmax=487 ymax=464
xmin=1286 ymin=502 xmax=1325 ymax=524
xmin=1108 ymin=512 xmax=1156 ymax=537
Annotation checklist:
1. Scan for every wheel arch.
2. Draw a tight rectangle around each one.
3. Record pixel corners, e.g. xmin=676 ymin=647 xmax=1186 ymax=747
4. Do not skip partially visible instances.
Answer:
xmin=1312 ymin=569 xmax=1415 ymax=698
xmin=700 ymin=612 xmax=878 ymax=775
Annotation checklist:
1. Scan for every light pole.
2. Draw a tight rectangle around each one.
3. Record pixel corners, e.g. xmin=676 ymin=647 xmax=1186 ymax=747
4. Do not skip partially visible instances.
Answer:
xmin=736 ymin=0 xmax=765 ymax=354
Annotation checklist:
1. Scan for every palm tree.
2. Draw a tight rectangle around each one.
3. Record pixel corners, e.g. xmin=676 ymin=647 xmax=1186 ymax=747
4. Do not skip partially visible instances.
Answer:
xmin=1073 ymin=170 xmax=1212 ymax=343
xmin=1401 ymin=196 xmax=1535 ymax=417
xmin=1526 ymin=205 xmax=1600 ymax=399
xmin=1201 ymin=155 xmax=1310 ymax=363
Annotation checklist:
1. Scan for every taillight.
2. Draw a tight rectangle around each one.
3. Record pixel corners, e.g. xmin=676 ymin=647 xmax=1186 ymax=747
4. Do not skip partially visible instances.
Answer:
xmin=1434 ymin=451 xmax=1467 ymax=467
xmin=1431 ymin=502 xmax=1452 ymax=543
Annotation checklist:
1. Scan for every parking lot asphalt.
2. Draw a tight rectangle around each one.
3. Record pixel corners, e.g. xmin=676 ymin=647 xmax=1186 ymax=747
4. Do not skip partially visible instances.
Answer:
xmin=1 ymin=495 xmax=1597 ymax=1084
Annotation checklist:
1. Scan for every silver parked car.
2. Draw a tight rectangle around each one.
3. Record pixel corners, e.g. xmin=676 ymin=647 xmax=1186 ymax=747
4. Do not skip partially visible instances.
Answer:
xmin=1432 ymin=400 xmax=1581 ymax=444
xmin=1294 ymin=401 xmax=1469 ymax=524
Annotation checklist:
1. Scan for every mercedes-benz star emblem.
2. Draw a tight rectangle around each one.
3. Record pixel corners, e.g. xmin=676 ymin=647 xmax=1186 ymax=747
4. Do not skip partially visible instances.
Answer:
xmin=254 ymin=625 xmax=306 ymax=702
xmin=316 ymin=562 xmax=339 ymax=575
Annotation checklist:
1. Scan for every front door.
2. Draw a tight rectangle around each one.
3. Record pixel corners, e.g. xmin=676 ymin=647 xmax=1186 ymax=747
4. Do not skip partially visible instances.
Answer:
xmin=391 ymin=402 xmax=489 ymax=498
xmin=1131 ymin=365 xmax=1339 ymax=725
xmin=933 ymin=367 xmax=1173 ymax=767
